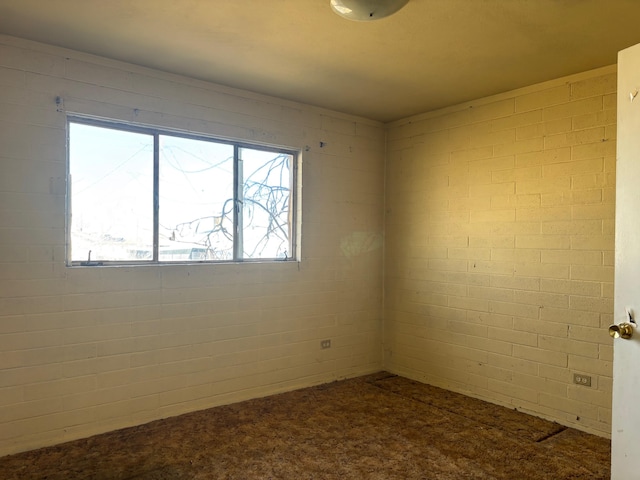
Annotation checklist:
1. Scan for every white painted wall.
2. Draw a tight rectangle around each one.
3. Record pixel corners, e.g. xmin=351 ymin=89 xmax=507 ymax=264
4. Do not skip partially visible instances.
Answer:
xmin=384 ymin=67 xmax=616 ymax=437
xmin=0 ymin=35 xmax=385 ymax=456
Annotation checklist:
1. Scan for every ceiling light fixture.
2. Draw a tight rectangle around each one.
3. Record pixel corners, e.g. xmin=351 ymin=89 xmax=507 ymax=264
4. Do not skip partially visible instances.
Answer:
xmin=330 ymin=0 xmax=409 ymax=21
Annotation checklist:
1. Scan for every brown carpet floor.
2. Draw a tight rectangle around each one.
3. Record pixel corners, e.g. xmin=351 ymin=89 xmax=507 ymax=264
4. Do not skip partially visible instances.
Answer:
xmin=0 ymin=372 xmax=611 ymax=479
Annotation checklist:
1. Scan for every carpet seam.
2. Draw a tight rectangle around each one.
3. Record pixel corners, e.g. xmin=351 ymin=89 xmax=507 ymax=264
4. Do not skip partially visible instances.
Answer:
xmin=535 ymin=426 xmax=569 ymax=443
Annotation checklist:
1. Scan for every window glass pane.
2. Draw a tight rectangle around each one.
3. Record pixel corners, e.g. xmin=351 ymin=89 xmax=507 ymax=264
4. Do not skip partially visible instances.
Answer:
xmin=68 ymin=119 xmax=297 ymax=265
xmin=159 ymin=136 xmax=234 ymax=261
xmin=69 ymin=123 xmax=153 ymax=262
xmin=239 ymin=148 xmax=292 ymax=259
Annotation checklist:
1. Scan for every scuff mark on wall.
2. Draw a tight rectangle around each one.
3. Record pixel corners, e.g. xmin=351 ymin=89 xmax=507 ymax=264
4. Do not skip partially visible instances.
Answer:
xmin=340 ymin=232 xmax=383 ymax=258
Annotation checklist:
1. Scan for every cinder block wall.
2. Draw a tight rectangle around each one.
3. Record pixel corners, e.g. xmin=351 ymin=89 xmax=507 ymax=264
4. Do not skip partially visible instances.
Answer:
xmin=0 ymin=35 xmax=384 ymax=455
xmin=0 ymin=31 xmax=618 ymax=455
xmin=384 ymin=66 xmax=616 ymax=437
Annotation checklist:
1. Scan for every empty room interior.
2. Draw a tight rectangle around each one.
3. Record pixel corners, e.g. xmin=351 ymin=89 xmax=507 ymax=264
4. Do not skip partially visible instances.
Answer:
xmin=2 ymin=0 xmax=640 ymax=478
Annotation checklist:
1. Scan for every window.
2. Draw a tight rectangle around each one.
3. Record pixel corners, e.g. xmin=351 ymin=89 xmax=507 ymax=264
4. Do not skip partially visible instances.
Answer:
xmin=67 ymin=118 xmax=298 ymax=265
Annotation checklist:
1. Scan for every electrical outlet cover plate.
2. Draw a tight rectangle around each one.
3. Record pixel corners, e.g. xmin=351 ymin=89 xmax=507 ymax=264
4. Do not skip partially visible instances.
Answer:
xmin=573 ymin=373 xmax=592 ymax=387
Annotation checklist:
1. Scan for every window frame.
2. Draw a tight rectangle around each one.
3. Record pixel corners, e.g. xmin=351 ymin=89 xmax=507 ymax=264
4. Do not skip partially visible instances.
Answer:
xmin=66 ymin=116 xmax=300 ymax=266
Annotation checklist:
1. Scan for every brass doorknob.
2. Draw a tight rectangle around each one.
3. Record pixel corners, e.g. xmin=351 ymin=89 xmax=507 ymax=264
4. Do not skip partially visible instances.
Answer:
xmin=609 ymin=322 xmax=634 ymax=339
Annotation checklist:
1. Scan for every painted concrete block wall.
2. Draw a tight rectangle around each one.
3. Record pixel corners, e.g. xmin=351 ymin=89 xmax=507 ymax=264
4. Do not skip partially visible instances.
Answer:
xmin=0 ymin=35 xmax=385 ymax=455
xmin=384 ymin=66 xmax=616 ymax=436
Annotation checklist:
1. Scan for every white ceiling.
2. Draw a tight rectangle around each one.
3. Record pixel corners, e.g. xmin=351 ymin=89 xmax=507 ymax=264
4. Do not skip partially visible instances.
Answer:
xmin=1 ymin=0 xmax=639 ymax=122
